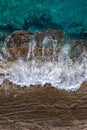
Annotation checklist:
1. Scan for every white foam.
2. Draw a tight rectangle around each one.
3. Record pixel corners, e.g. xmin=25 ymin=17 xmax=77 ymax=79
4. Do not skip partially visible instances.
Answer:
xmin=0 ymin=50 xmax=86 ymax=91
xmin=0 ymin=38 xmax=87 ymax=91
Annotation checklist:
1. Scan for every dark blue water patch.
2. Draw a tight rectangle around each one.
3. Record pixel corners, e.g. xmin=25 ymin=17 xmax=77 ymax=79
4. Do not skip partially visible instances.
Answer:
xmin=0 ymin=0 xmax=87 ymax=39
xmin=67 ymin=32 xmax=87 ymax=40
xmin=22 ymin=13 xmax=63 ymax=31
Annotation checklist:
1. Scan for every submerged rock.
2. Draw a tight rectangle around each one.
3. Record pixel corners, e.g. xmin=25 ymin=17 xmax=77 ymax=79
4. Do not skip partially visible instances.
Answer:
xmin=0 ymin=32 xmax=7 ymax=41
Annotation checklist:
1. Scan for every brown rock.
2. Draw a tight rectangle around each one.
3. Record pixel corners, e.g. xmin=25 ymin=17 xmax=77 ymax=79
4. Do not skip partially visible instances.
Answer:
xmin=4 ymin=30 xmax=87 ymax=61
xmin=6 ymin=30 xmax=64 ymax=48
xmin=6 ymin=30 xmax=33 ymax=48
xmin=5 ymin=30 xmax=64 ymax=60
xmin=35 ymin=29 xmax=65 ymax=47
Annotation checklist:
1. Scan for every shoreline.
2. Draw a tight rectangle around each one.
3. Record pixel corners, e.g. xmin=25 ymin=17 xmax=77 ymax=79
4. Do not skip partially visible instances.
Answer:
xmin=0 ymin=29 xmax=87 ymax=129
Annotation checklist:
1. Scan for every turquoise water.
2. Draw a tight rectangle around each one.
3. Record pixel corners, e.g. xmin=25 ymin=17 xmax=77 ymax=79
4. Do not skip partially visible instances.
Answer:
xmin=0 ymin=0 xmax=87 ymax=39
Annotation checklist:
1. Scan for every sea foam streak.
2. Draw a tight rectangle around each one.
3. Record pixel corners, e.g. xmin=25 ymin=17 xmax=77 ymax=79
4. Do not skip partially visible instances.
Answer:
xmin=0 ymin=38 xmax=87 ymax=91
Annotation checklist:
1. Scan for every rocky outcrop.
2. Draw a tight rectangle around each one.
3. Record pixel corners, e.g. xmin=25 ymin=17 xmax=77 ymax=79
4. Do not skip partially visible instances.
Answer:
xmin=5 ymin=30 xmax=64 ymax=47
xmin=4 ymin=30 xmax=64 ymax=60
xmin=5 ymin=31 xmax=33 ymax=48
xmin=35 ymin=29 xmax=65 ymax=47
xmin=2 ymin=29 xmax=87 ymax=61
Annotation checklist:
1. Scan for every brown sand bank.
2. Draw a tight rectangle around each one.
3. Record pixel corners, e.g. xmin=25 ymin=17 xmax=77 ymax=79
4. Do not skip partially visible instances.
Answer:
xmin=0 ymin=81 xmax=87 ymax=130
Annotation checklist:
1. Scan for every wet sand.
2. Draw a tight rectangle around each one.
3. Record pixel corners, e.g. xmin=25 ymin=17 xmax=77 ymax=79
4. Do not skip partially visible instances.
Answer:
xmin=0 ymin=81 xmax=87 ymax=130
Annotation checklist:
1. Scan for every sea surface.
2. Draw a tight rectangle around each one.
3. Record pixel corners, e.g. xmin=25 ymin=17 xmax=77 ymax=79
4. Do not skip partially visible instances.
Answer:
xmin=0 ymin=0 xmax=87 ymax=39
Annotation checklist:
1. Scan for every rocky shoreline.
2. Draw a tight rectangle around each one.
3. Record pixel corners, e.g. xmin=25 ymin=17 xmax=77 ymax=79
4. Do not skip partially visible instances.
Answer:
xmin=0 ymin=30 xmax=87 ymax=129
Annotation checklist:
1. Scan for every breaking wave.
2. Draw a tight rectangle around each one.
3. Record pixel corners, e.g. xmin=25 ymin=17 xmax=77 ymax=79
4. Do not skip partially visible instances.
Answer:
xmin=0 ymin=37 xmax=87 ymax=91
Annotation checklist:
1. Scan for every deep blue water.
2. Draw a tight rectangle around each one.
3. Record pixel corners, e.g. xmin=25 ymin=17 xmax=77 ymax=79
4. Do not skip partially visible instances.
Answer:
xmin=0 ymin=0 xmax=87 ymax=39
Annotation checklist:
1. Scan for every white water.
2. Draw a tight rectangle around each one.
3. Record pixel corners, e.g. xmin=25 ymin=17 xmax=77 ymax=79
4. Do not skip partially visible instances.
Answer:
xmin=27 ymin=36 xmax=36 ymax=60
xmin=0 ymin=37 xmax=87 ymax=91
xmin=42 ymin=36 xmax=57 ymax=58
